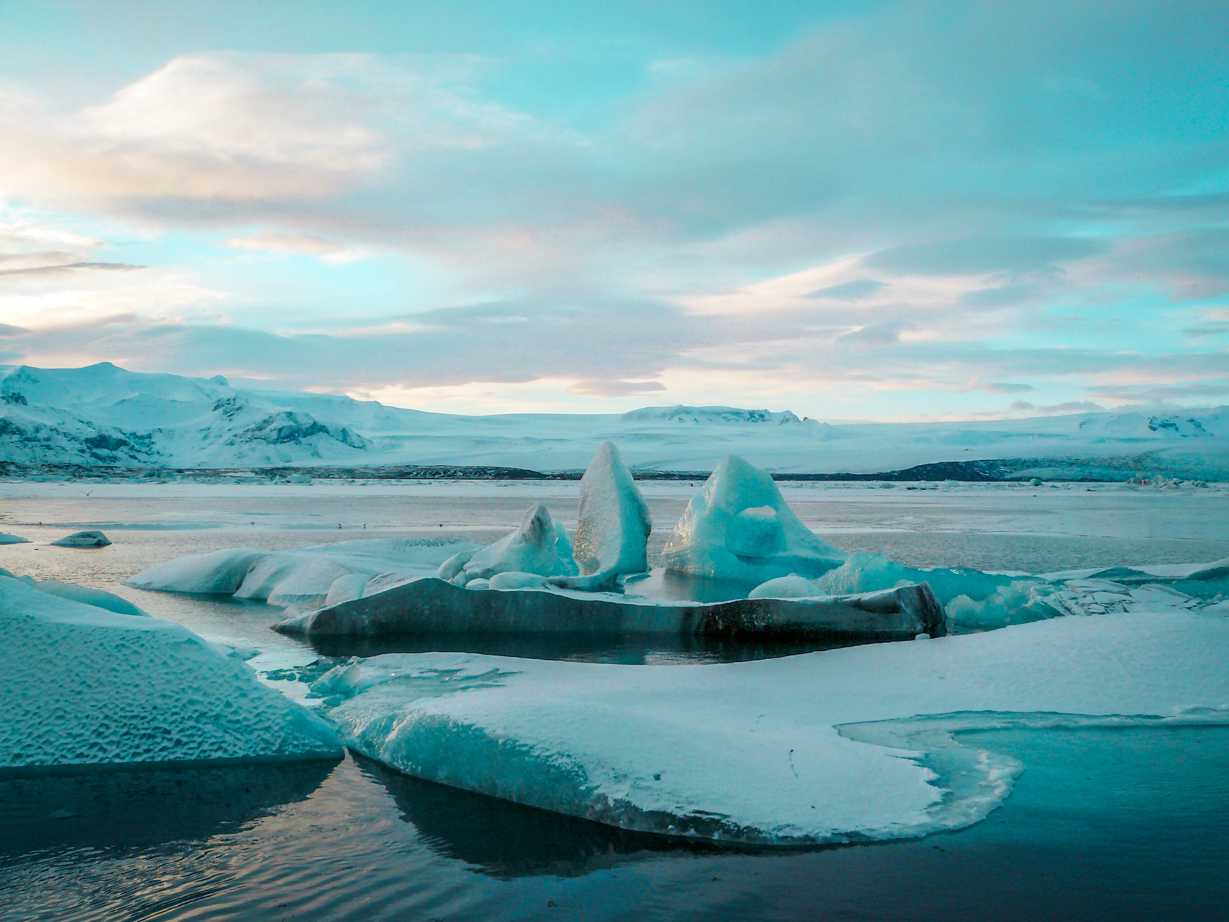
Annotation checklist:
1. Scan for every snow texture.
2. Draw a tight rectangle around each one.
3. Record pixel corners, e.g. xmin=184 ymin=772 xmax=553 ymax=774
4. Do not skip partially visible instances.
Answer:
xmin=2 ymin=363 xmax=1227 ymax=479
xmin=0 ymin=576 xmax=342 ymax=769
xmin=748 ymin=575 xmax=823 ymax=599
xmin=128 ymin=539 xmax=479 ymax=612
xmin=50 ymin=530 xmax=111 ymax=548
xmin=662 ymin=455 xmax=846 ymax=581
xmin=314 ymin=611 xmax=1229 ymax=845
xmin=453 ymin=503 xmax=578 ymax=585
xmin=567 ymin=442 xmax=652 ymax=585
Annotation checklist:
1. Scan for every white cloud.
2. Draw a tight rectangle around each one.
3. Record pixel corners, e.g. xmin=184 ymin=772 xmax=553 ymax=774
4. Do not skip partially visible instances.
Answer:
xmin=0 ymin=52 xmax=531 ymax=210
xmin=226 ymin=232 xmax=366 ymax=264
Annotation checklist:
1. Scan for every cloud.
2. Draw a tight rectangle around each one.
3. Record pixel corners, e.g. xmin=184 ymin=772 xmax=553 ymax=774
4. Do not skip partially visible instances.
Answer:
xmin=1009 ymin=400 xmax=1106 ymax=415
xmin=0 ymin=4 xmax=1225 ymax=417
xmin=806 ymin=279 xmax=886 ymax=300
xmin=0 ymin=52 xmax=531 ymax=211
xmin=566 ymin=378 xmax=667 ymax=397
xmin=869 ymin=237 xmax=1108 ymax=279
xmin=226 ymin=232 xmax=365 ymax=264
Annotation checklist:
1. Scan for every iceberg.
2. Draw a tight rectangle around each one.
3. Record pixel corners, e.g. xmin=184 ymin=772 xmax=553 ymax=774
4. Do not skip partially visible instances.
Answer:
xmin=662 ymin=455 xmax=846 ymax=582
xmin=0 ymin=532 xmax=29 ymax=545
xmin=451 ymin=503 xmax=578 ymax=585
xmin=562 ymin=442 xmax=652 ymax=590
xmin=275 ymin=577 xmax=943 ymax=640
xmin=0 ymin=576 xmax=341 ymax=769
xmin=50 ymin=530 xmax=111 ymax=548
xmin=313 ymin=611 xmax=1229 ymax=845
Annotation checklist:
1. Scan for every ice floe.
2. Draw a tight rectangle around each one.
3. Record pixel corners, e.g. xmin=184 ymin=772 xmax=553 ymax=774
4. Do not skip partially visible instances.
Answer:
xmin=127 ymin=538 xmax=479 ymax=612
xmin=0 ymin=532 xmax=29 ymax=545
xmin=313 ymin=611 xmax=1229 ymax=845
xmin=0 ymin=576 xmax=341 ymax=769
xmin=50 ymin=529 xmax=111 ymax=548
xmin=662 ymin=455 xmax=846 ymax=582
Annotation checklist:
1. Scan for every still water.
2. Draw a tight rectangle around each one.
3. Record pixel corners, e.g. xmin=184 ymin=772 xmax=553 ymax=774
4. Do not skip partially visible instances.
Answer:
xmin=2 ymin=481 xmax=1228 ymax=921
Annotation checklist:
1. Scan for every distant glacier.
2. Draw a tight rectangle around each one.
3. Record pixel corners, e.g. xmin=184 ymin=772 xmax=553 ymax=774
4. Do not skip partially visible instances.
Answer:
xmin=1 ymin=362 xmax=1226 ymax=480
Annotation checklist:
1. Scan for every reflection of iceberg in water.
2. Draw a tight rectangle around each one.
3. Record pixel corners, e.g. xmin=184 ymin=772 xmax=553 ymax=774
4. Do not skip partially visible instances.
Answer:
xmin=354 ymin=753 xmax=711 ymax=879
xmin=0 ymin=760 xmax=336 ymax=854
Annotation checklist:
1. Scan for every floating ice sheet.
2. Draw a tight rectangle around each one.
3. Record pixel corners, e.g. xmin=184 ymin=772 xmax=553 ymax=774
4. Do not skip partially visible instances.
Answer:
xmin=316 ymin=611 xmax=1229 ymax=845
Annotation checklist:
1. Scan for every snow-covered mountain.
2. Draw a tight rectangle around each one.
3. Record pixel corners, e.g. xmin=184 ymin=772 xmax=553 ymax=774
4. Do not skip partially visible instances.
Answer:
xmin=1 ymin=363 xmax=1226 ymax=479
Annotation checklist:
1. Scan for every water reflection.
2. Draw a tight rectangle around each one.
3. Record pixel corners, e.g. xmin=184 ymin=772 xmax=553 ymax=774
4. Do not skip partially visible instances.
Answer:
xmin=355 ymin=753 xmax=725 ymax=879
xmin=0 ymin=758 xmax=338 ymax=856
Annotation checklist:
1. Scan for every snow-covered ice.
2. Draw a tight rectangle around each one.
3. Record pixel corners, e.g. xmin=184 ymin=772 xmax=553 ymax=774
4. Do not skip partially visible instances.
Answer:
xmin=748 ymin=574 xmax=823 ymax=599
xmin=564 ymin=442 xmax=652 ymax=590
xmin=50 ymin=530 xmax=111 ymax=548
xmin=313 ymin=611 xmax=1229 ymax=845
xmin=13 ymin=575 xmax=145 ymax=616
xmin=662 ymin=455 xmax=846 ymax=581
xmin=0 ymin=575 xmax=341 ymax=769
xmin=449 ymin=503 xmax=577 ymax=585
xmin=128 ymin=538 xmax=479 ymax=611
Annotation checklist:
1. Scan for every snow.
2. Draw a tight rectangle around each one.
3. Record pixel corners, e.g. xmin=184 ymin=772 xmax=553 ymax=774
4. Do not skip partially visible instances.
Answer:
xmin=50 ymin=529 xmax=111 ymax=548
xmin=488 ymin=571 xmax=549 ymax=590
xmin=12 ymin=576 xmax=146 ymax=616
xmin=0 ymin=575 xmax=342 ymax=769
xmin=0 ymin=532 xmax=29 ymax=545
xmin=662 ymin=455 xmax=846 ymax=581
xmin=127 ymin=538 xmax=480 ymax=612
xmin=748 ymin=574 xmax=822 ymax=599
xmin=312 ymin=611 xmax=1229 ymax=845
xmin=1 ymin=363 xmax=1227 ymax=479
xmin=451 ymin=503 xmax=578 ymax=585
xmin=568 ymin=442 xmax=652 ymax=586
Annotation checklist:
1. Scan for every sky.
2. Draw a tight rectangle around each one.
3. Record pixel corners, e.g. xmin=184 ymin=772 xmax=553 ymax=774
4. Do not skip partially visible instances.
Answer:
xmin=0 ymin=0 xmax=1226 ymax=420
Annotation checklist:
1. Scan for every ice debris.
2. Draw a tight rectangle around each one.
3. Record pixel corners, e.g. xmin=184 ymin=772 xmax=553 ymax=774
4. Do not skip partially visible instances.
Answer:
xmin=449 ymin=503 xmax=577 ymax=586
xmin=50 ymin=529 xmax=111 ymax=548
xmin=662 ymin=455 xmax=846 ymax=582
xmin=0 ymin=575 xmax=342 ymax=769
xmin=314 ymin=611 xmax=1229 ymax=845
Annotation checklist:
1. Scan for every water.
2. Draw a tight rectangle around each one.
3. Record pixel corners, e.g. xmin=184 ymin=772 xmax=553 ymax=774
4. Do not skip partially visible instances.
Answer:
xmin=2 ymin=480 xmax=1228 ymax=920
xmin=4 ymin=729 xmax=1228 ymax=921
